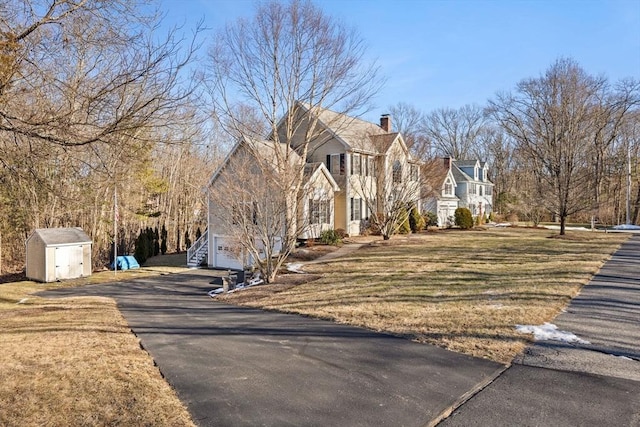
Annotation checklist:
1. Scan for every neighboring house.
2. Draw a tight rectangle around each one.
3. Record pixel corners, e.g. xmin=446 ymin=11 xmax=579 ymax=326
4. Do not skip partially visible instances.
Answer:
xmin=452 ymin=159 xmax=494 ymax=219
xmin=422 ymin=157 xmax=494 ymax=227
xmin=422 ymin=158 xmax=460 ymax=227
xmin=190 ymin=103 xmax=421 ymax=268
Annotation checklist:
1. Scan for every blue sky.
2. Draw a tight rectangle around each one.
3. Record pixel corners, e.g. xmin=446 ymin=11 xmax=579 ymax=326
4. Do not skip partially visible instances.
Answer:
xmin=159 ymin=0 xmax=640 ymax=121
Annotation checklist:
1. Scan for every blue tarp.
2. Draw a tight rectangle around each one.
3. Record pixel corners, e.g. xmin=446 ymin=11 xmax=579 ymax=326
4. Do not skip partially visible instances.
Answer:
xmin=111 ymin=255 xmax=140 ymax=270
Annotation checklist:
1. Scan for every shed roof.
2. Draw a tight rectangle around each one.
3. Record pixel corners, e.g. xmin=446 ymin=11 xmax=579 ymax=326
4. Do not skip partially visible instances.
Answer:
xmin=30 ymin=227 xmax=92 ymax=246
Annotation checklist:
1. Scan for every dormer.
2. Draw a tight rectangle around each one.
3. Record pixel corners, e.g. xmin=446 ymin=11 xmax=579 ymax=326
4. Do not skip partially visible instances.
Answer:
xmin=443 ymin=176 xmax=454 ymax=196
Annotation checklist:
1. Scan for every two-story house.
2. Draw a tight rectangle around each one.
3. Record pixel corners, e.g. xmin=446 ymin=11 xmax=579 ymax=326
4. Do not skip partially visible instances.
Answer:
xmin=190 ymin=103 xmax=421 ymax=269
xmin=452 ymin=159 xmax=493 ymax=220
xmin=287 ymin=103 xmax=422 ymax=236
xmin=422 ymin=157 xmax=493 ymax=227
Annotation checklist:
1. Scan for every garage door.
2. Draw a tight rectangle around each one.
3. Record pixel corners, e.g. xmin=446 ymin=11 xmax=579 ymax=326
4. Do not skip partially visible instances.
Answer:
xmin=214 ymin=237 xmax=244 ymax=270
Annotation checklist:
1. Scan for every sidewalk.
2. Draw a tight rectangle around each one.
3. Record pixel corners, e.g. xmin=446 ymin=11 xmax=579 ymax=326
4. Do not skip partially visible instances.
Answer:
xmin=439 ymin=235 xmax=640 ymax=426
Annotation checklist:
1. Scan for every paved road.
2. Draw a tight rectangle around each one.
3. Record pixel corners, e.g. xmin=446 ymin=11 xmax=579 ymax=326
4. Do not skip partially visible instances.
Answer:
xmin=440 ymin=235 xmax=640 ymax=426
xmin=41 ymin=269 xmax=503 ymax=427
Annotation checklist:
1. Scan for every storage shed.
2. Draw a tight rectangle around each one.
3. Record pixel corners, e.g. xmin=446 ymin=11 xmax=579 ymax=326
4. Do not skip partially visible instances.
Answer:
xmin=26 ymin=228 xmax=92 ymax=282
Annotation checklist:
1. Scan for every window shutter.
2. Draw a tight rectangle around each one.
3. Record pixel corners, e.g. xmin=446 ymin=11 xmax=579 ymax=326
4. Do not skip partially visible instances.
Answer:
xmin=350 ymin=198 xmax=354 ymax=221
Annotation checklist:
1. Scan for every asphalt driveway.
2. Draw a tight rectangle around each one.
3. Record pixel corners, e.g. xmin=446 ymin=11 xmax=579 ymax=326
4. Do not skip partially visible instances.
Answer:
xmin=41 ymin=269 xmax=503 ymax=427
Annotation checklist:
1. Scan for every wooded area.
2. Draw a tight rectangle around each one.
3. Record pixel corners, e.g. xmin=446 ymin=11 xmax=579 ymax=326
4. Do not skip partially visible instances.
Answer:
xmin=0 ymin=0 xmax=215 ymax=274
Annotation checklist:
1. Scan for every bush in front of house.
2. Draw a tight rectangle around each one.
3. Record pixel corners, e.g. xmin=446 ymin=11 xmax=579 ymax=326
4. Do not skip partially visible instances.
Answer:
xmin=409 ymin=205 xmax=425 ymax=233
xmin=397 ymin=207 xmax=411 ymax=234
xmin=423 ymin=211 xmax=438 ymax=227
xmin=320 ymin=229 xmax=342 ymax=245
xmin=455 ymin=207 xmax=474 ymax=230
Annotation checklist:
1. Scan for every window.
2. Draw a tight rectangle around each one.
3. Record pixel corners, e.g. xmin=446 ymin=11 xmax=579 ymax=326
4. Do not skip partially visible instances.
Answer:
xmin=410 ymin=164 xmax=419 ymax=181
xmin=486 ymin=186 xmax=493 ymax=196
xmin=351 ymin=154 xmax=361 ymax=176
xmin=327 ymin=153 xmax=345 ymax=175
xmin=444 ymin=181 xmax=453 ymax=196
xmin=350 ymin=197 xmax=362 ymax=221
xmin=368 ymin=156 xmax=376 ymax=177
xmin=392 ymin=160 xmax=402 ymax=183
xmin=309 ymin=199 xmax=331 ymax=224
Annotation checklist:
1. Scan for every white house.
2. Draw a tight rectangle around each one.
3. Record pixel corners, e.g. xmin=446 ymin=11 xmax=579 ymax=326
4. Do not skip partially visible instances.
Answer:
xmin=192 ymin=137 xmax=339 ymax=269
xmin=422 ymin=157 xmax=493 ymax=226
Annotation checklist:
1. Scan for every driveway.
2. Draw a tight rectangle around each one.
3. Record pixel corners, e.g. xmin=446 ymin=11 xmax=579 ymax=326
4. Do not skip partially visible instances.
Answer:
xmin=41 ymin=269 xmax=503 ymax=426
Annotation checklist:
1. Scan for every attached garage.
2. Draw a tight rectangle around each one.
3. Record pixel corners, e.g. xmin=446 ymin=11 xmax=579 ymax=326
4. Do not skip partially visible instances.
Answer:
xmin=26 ymin=228 xmax=92 ymax=282
xmin=207 ymin=235 xmax=282 ymax=270
xmin=210 ymin=236 xmax=245 ymax=270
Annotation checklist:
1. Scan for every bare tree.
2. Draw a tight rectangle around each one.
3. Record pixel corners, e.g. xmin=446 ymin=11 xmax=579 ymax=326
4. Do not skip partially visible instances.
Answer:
xmin=0 ymin=0 xmax=204 ymax=271
xmin=204 ymin=0 xmax=381 ymax=280
xmin=1 ymin=0 xmax=200 ymax=149
xmin=387 ymin=102 xmax=429 ymax=155
xmin=349 ymin=132 xmax=422 ymax=240
xmin=488 ymin=58 xmax=639 ymax=234
xmin=422 ymin=104 xmax=487 ymax=159
xmin=588 ymin=79 xmax=640 ymax=224
xmin=208 ymin=140 xmax=304 ymax=282
xmin=477 ymin=126 xmax=517 ymax=215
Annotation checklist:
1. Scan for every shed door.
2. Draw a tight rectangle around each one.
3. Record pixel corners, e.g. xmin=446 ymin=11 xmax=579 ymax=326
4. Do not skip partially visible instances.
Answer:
xmin=55 ymin=246 xmax=83 ymax=280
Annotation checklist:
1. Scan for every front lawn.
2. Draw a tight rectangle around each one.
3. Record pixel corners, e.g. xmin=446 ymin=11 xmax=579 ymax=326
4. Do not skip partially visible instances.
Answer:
xmin=0 ymin=265 xmax=194 ymax=426
xmin=219 ymin=228 xmax=628 ymax=364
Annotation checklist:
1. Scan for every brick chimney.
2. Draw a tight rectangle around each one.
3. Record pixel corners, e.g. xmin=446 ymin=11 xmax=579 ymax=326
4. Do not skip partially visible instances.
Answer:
xmin=380 ymin=114 xmax=391 ymax=132
xmin=443 ymin=156 xmax=453 ymax=169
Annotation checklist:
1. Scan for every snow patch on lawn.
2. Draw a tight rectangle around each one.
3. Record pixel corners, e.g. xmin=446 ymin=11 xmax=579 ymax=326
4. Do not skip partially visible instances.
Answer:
xmin=286 ymin=263 xmax=305 ymax=274
xmin=17 ymin=298 xmax=28 ymax=304
xmin=612 ymin=224 xmax=640 ymax=230
xmin=616 ymin=355 xmax=633 ymax=361
xmin=516 ymin=322 xmax=590 ymax=345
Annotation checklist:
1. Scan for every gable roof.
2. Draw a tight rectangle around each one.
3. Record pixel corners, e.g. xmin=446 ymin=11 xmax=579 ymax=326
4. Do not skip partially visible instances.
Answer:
xmin=304 ymin=162 xmax=340 ymax=192
xmin=452 ymin=159 xmax=493 ymax=185
xmin=295 ymin=102 xmax=388 ymax=154
xmin=422 ymin=159 xmax=458 ymax=199
xmin=369 ymin=133 xmax=399 ymax=154
xmin=451 ymin=163 xmax=474 ymax=183
xmin=207 ymin=138 xmax=303 ymax=187
xmin=28 ymin=227 xmax=92 ymax=246
xmin=455 ymin=160 xmax=480 ymax=168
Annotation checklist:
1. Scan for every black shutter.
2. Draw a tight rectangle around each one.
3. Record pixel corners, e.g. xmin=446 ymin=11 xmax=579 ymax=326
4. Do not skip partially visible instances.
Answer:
xmin=350 ymin=198 xmax=354 ymax=221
